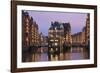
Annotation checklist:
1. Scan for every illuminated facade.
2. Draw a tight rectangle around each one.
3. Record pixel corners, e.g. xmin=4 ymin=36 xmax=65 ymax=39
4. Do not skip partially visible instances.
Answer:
xmin=82 ymin=26 xmax=86 ymax=44
xmin=30 ymin=17 xmax=39 ymax=47
xmin=85 ymin=14 xmax=90 ymax=45
xmin=63 ymin=23 xmax=72 ymax=45
xmin=22 ymin=11 xmax=39 ymax=51
xmin=48 ymin=21 xmax=64 ymax=53
xmin=22 ymin=11 xmax=30 ymax=50
xmin=72 ymin=32 xmax=83 ymax=46
xmin=72 ymin=14 xmax=90 ymax=46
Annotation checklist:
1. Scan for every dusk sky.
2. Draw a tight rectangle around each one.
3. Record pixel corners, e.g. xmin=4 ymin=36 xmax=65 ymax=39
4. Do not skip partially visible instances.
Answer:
xmin=25 ymin=10 xmax=87 ymax=36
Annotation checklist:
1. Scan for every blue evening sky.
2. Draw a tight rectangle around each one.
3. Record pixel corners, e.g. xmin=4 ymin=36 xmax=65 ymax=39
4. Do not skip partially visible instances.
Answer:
xmin=25 ymin=10 xmax=87 ymax=36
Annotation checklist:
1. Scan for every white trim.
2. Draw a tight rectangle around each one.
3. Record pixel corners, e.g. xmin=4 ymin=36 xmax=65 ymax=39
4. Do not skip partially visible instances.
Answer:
xmin=17 ymin=5 xmax=94 ymax=68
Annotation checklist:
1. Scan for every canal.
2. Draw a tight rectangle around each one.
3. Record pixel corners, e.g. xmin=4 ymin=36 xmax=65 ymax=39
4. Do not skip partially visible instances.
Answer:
xmin=22 ymin=47 xmax=90 ymax=62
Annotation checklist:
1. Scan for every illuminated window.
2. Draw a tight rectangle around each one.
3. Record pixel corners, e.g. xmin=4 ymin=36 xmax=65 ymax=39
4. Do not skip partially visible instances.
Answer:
xmin=50 ymin=39 xmax=54 ymax=42
xmin=55 ymin=40 xmax=58 ymax=42
xmin=55 ymin=43 xmax=58 ymax=46
xmin=51 ymin=48 xmax=53 ymax=52
xmin=55 ymin=27 xmax=57 ymax=30
xmin=26 ymin=18 xmax=29 ymax=23
xmin=49 ymin=45 xmax=51 ymax=47
xmin=56 ymin=35 xmax=59 ymax=37
xmin=26 ymin=27 xmax=29 ymax=31
xmin=26 ymin=23 xmax=28 ymax=26
xmin=49 ymin=30 xmax=53 ymax=33
xmin=26 ymin=30 xmax=29 ymax=33
xmin=26 ymin=37 xmax=29 ymax=42
xmin=50 ymin=34 xmax=53 ymax=37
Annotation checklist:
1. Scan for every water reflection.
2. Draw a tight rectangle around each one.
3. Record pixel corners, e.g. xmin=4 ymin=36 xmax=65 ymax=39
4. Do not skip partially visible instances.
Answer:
xmin=22 ymin=47 xmax=89 ymax=62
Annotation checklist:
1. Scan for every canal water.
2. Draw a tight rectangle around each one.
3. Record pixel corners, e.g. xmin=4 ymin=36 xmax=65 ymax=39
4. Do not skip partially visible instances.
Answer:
xmin=22 ymin=47 xmax=89 ymax=62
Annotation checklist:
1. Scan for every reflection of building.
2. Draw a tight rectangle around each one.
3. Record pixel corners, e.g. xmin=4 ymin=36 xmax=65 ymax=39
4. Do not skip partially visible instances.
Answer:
xmin=48 ymin=21 xmax=64 ymax=53
xmin=22 ymin=11 xmax=39 ymax=51
xmin=22 ymin=11 xmax=30 ymax=50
